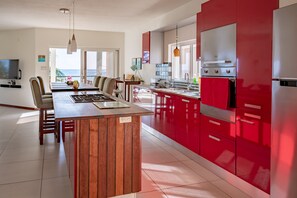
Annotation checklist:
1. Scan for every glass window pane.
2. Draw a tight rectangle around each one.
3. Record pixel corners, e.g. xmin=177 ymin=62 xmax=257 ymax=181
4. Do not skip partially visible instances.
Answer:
xmin=192 ymin=44 xmax=198 ymax=78
xmin=181 ymin=45 xmax=191 ymax=79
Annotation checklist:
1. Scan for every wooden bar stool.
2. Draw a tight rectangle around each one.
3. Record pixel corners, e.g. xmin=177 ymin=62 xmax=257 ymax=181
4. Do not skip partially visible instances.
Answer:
xmin=61 ymin=120 xmax=75 ymax=142
xmin=29 ymin=77 xmax=60 ymax=145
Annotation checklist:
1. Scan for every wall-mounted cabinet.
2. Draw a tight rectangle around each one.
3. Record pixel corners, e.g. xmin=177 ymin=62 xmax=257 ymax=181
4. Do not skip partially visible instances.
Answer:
xmin=142 ymin=31 xmax=163 ymax=64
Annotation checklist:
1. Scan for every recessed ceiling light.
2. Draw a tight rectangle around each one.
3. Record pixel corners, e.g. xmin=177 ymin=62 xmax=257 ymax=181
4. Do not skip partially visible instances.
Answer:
xmin=59 ymin=8 xmax=70 ymax=14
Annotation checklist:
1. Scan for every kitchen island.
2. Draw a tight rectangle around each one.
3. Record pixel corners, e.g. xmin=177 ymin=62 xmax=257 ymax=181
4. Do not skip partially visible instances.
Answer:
xmin=52 ymin=91 xmax=152 ymax=198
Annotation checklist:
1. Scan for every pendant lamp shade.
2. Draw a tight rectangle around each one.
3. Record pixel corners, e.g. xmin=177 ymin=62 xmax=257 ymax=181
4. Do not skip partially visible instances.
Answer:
xmin=174 ymin=25 xmax=180 ymax=57
xmin=71 ymin=34 xmax=77 ymax=52
xmin=67 ymin=39 xmax=72 ymax=54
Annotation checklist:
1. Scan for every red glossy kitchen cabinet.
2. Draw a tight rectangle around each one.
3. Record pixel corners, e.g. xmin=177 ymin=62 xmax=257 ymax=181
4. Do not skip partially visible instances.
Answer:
xmin=142 ymin=32 xmax=150 ymax=64
xmin=175 ymin=96 xmax=200 ymax=154
xmin=236 ymin=0 xmax=278 ymax=193
xmin=151 ymin=91 xmax=165 ymax=134
xmin=200 ymin=0 xmax=237 ymax=31
xmin=200 ymin=114 xmax=236 ymax=174
xmin=163 ymin=93 xmax=176 ymax=140
xmin=196 ymin=12 xmax=202 ymax=60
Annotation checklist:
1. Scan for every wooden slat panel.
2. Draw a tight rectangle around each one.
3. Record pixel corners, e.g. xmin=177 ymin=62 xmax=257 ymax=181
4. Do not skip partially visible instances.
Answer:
xmin=89 ymin=119 xmax=98 ymax=198
xmin=107 ymin=118 xmax=116 ymax=197
xmin=79 ymin=120 xmax=89 ymax=198
xmin=98 ymin=119 xmax=107 ymax=198
xmin=124 ymin=123 xmax=133 ymax=194
xmin=115 ymin=118 xmax=124 ymax=195
xmin=132 ymin=116 xmax=141 ymax=192
xmin=74 ymin=120 xmax=80 ymax=198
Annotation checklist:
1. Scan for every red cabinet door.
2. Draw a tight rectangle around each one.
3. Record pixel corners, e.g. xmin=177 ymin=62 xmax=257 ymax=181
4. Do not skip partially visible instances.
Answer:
xmin=163 ymin=93 xmax=176 ymax=140
xmin=201 ymin=0 xmax=237 ymax=31
xmin=200 ymin=123 xmax=235 ymax=174
xmin=151 ymin=91 xmax=164 ymax=134
xmin=142 ymin=32 xmax=150 ymax=64
xmin=175 ymin=96 xmax=200 ymax=154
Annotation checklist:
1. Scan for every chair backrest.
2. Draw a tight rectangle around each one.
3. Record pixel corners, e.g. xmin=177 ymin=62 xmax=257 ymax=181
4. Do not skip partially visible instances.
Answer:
xmin=98 ymin=76 xmax=107 ymax=91
xmin=102 ymin=78 xmax=116 ymax=95
xmin=29 ymin=77 xmax=43 ymax=108
xmin=93 ymin=76 xmax=101 ymax=87
xmin=37 ymin=76 xmax=45 ymax=95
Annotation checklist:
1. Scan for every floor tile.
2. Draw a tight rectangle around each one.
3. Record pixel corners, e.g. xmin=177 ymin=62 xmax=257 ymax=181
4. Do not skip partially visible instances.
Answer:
xmin=142 ymin=136 xmax=160 ymax=149
xmin=211 ymin=179 xmax=251 ymax=198
xmin=0 ymin=180 xmax=41 ymax=198
xmin=182 ymin=160 xmax=220 ymax=182
xmin=0 ymin=140 xmax=9 ymax=150
xmin=44 ymin=143 xmax=65 ymax=160
xmin=161 ymin=146 xmax=191 ymax=161
xmin=144 ymin=161 xmax=206 ymax=189
xmin=0 ymin=160 xmax=43 ymax=184
xmin=6 ymin=136 xmax=41 ymax=149
xmin=163 ymin=182 xmax=230 ymax=198
xmin=141 ymin=170 xmax=160 ymax=193
xmin=136 ymin=190 xmax=167 ymax=198
xmin=142 ymin=147 xmax=178 ymax=167
xmin=41 ymin=176 xmax=73 ymax=198
xmin=0 ymin=146 xmax=44 ymax=164
xmin=43 ymin=158 xmax=68 ymax=179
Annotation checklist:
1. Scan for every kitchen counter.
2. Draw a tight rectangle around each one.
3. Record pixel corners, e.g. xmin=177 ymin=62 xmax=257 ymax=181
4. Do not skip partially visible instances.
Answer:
xmin=134 ymin=85 xmax=200 ymax=99
xmin=52 ymin=91 xmax=152 ymax=198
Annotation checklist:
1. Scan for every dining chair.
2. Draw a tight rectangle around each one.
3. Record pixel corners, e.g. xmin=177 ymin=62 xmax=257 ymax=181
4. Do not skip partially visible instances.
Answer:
xmin=98 ymin=76 xmax=107 ymax=91
xmin=29 ymin=77 xmax=59 ymax=145
xmin=93 ymin=76 xmax=101 ymax=87
xmin=37 ymin=76 xmax=52 ymax=98
xmin=102 ymin=78 xmax=116 ymax=95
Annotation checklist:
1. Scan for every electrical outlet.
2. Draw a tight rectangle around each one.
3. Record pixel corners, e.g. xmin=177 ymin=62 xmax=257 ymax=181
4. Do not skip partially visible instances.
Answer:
xmin=119 ymin=116 xmax=132 ymax=123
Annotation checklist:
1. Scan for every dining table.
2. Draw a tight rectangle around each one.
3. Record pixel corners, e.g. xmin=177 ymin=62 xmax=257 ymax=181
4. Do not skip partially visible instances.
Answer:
xmin=50 ymin=82 xmax=99 ymax=92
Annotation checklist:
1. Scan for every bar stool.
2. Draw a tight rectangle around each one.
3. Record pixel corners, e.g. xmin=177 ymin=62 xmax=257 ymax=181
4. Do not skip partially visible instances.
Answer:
xmin=98 ymin=76 xmax=107 ymax=91
xmin=29 ymin=77 xmax=59 ymax=145
xmin=102 ymin=78 xmax=116 ymax=95
xmin=61 ymin=120 xmax=75 ymax=142
xmin=93 ymin=76 xmax=101 ymax=87
xmin=37 ymin=76 xmax=52 ymax=98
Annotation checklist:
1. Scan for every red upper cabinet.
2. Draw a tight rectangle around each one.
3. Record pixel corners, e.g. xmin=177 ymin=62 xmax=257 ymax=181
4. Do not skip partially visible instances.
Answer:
xmin=196 ymin=12 xmax=202 ymax=60
xmin=201 ymin=0 xmax=237 ymax=31
xmin=142 ymin=32 xmax=150 ymax=64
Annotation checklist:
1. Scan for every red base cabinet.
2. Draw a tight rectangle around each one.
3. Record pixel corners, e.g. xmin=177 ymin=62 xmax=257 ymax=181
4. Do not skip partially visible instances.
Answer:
xmin=175 ymin=96 xmax=200 ymax=154
xmin=200 ymin=115 xmax=236 ymax=174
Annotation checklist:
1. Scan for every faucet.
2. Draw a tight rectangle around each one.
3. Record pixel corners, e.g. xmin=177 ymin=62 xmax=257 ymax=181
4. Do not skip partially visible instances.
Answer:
xmin=184 ymin=73 xmax=189 ymax=81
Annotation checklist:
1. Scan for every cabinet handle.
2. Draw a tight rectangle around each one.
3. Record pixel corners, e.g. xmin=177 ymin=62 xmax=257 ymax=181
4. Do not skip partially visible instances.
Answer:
xmin=244 ymin=103 xmax=261 ymax=110
xmin=208 ymin=135 xmax=221 ymax=142
xmin=244 ymin=113 xmax=261 ymax=120
xmin=204 ymin=70 xmax=209 ymax=73
xmin=165 ymin=95 xmax=171 ymax=98
xmin=182 ymin=99 xmax=190 ymax=103
xmin=238 ymin=119 xmax=254 ymax=125
xmin=153 ymin=93 xmax=158 ymax=96
xmin=209 ymin=120 xmax=221 ymax=126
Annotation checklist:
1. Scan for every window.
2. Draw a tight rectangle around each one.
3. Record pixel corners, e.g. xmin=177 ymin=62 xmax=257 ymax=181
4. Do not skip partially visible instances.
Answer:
xmin=168 ymin=40 xmax=198 ymax=80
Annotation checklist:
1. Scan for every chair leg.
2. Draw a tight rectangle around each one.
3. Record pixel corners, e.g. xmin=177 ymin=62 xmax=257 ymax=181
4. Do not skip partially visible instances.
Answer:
xmin=56 ymin=121 xmax=60 ymax=143
xmin=39 ymin=109 xmax=44 ymax=145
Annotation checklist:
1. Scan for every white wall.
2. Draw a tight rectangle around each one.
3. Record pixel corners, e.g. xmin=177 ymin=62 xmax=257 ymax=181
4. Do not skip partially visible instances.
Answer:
xmin=0 ymin=29 xmax=36 ymax=108
xmin=0 ymin=28 xmax=125 ymax=108
xmin=124 ymin=0 xmax=206 ymax=85
xmin=163 ymin=23 xmax=196 ymax=62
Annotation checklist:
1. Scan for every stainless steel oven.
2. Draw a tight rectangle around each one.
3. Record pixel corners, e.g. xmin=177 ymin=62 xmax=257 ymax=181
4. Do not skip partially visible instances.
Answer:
xmin=200 ymin=24 xmax=236 ymax=123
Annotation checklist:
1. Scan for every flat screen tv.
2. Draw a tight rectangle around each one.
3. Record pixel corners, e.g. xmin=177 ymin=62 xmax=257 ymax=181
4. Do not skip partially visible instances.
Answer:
xmin=0 ymin=59 xmax=19 ymax=79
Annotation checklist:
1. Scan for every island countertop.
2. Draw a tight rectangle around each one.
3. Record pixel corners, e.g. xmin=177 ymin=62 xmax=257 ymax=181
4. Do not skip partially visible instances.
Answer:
xmin=52 ymin=91 xmax=153 ymax=121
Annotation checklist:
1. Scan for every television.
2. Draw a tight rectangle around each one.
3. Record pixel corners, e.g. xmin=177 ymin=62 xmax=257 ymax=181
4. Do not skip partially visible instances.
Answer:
xmin=0 ymin=59 xmax=20 ymax=79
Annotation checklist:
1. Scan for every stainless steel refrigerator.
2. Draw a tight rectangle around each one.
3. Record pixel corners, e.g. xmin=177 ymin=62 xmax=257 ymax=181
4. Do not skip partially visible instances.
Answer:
xmin=272 ymin=3 xmax=297 ymax=198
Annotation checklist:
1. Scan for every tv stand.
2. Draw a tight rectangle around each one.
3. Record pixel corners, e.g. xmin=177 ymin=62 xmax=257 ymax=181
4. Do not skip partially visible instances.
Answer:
xmin=0 ymin=84 xmax=21 ymax=88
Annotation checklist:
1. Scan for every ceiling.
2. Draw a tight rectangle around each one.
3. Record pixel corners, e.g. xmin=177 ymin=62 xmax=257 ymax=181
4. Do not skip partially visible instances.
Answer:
xmin=0 ymin=0 xmax=194 ymax=32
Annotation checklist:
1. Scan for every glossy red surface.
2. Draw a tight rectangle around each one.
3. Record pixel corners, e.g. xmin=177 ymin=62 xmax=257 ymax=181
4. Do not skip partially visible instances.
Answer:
xmin=200 ymin=114 xmax=236 ymax=174
xmin=175 ymin=96 xmax=200 ymax=154
xmin=196 ymin=12 xmax=202 ymax=60
xmin=201 ymin=0 xmax=237 ymax=31
xmin=142 ymin=32 xmax=150 ymax=64
xmin=235 ymin=0 xmax=278 ymax=193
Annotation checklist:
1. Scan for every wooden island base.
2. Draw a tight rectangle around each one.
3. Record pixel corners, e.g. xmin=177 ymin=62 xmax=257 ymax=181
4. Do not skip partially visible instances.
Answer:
xmin=64 ymin=116 xmax=142 ymax=198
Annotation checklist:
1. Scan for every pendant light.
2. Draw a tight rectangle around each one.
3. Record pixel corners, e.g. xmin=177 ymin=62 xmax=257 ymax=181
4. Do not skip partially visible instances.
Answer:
xmin=71 ymin=0 xmax=77 ymax=52
xmin=173 ymin=25 xmax=180 ymax=57
xmin=67 ymin=8 xmax=72 ymax=54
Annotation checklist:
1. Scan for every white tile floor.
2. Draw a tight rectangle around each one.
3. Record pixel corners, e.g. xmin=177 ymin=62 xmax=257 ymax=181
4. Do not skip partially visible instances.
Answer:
xmin=0 ymin=106 xmax=251 ymax=198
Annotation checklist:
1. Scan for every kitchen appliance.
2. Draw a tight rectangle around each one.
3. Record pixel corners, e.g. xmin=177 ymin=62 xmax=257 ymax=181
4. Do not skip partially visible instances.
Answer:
xmin=70 ymin=93 xmax=114 ymax=103
xmin=200 ymin=23 xmax=236 ymax=122
xmin=271 ymin=4 xmax=297 ymax=198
